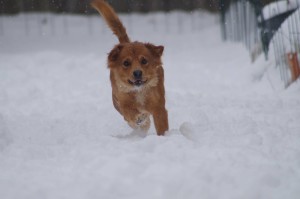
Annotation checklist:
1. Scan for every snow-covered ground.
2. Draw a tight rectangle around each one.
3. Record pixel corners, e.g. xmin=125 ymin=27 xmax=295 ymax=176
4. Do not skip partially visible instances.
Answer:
xmin=0 ymin=12 xmax=300 ymax=199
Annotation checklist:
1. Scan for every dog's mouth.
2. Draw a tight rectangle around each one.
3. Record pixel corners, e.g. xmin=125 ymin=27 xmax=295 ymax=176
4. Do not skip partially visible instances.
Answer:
xmin=128 ymin=79 xmax=147 ymax=87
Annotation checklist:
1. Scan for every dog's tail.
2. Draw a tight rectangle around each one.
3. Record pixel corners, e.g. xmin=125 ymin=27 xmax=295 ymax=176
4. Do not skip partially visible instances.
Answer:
xmin=91 ymin=0 xmax=130 ymax=43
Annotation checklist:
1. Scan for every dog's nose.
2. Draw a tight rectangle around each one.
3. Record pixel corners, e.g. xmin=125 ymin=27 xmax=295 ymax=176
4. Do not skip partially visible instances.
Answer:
xmin=133 ymin=70 xmax=142 ymax=79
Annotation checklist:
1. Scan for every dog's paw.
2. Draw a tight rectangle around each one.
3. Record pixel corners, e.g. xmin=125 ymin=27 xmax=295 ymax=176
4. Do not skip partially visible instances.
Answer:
xmin=136 ymin=113 xmax=148 ymax=126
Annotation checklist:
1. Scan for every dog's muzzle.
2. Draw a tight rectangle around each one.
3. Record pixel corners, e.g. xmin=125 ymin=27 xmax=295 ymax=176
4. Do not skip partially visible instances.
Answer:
xmin=128 ymin=79 xmax=147 ymax=86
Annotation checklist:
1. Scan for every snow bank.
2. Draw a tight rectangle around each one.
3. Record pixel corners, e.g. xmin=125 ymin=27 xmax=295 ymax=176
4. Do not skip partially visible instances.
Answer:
xmin=0 ymin=12 xmax=300 ymax=199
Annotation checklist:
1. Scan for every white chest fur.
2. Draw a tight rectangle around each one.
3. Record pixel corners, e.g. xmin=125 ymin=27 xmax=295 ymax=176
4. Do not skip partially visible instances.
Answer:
xmin=136 ymin=90 xmax=146 ymax=106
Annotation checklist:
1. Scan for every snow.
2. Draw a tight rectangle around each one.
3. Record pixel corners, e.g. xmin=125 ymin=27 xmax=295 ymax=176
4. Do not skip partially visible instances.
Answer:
xmin=1 ymin=12 xmax=300 ymax=199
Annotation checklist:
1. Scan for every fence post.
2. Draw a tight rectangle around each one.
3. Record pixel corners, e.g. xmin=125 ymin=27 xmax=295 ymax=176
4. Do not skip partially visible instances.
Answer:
xmin=49 ymin=13 xmax=56 ymax=36
xmin=37 ymin=14 xmax=43 ymax=36
xmin=85 ymin=3 xmax=94 ymax=36
xmin=287 ymin=53 xmax=300 ymax=84
xmin=164 ymin=0 xmax=170 ymax=33
xmin=63 ymin=13 xmax=69 ymax=35
xmin=0 ymin=15 xmax=3 ymax=36
xmin=220 ymin=0 xmax=226 ymax=40
xmin=177 ymin=12 xmax=183 ymax=34
xmin=0 ymin=0 xmax=3 ymax=36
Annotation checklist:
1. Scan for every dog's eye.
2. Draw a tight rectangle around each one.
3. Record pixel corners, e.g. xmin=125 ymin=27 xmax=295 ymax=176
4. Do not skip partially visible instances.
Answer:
xmin=141 ymin=58 xmax=148 ymax=65
xmin=123 ymin=60 xmax=130 ymax=67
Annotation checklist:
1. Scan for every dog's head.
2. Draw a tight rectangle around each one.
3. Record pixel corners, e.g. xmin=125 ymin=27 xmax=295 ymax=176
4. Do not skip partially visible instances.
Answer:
xmin=108 ymin=42 xmax=164 ymax=91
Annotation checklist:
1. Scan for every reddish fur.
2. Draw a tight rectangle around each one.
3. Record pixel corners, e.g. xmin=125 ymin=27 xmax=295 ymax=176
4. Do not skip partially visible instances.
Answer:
xmin=91 ymin=0 xmax=168 ymax=135
xmin=91 ymin=0 xmax=130 ymax=43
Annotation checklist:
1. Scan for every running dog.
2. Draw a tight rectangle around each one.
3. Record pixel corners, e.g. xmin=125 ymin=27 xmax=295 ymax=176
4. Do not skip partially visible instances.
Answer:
xmin=91 ymin=0 xmax=168 ymax=135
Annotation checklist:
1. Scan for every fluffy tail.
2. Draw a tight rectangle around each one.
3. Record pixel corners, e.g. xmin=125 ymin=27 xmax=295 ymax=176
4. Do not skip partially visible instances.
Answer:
xmin=91 ymin=0 xmax=130 ymax=43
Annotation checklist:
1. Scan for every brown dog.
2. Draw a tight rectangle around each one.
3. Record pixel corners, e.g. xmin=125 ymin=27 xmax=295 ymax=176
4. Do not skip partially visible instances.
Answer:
xmin=91 ymin=0 xmax=168 ymax=135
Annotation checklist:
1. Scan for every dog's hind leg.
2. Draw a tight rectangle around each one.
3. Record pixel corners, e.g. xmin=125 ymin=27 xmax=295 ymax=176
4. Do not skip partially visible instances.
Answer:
xmin=152 ymin=107 xmax=168 ymax=136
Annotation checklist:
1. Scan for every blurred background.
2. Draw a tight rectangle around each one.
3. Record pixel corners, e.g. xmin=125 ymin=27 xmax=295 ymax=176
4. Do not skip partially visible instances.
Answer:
xmin=0 ymin=0 xmax=299 ymax=87
xmin=3 ymin=0 xmax=221 ymax=14
xmin=0 ymin=0 xmax=276 ymax=14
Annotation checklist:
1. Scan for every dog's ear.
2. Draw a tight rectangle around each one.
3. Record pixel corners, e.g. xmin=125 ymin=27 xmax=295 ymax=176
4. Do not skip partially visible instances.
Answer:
xmin=145 ymin=43 xmax=164 ymax=57
xmin=108 ymin=44 xmax=123 ymax=62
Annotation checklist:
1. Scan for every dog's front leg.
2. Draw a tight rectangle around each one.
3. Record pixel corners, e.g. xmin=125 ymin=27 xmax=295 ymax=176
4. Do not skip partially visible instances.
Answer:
xmin=120 ymin=105 xmax=148 ymax=130
xmin=121 ymin=106 xmax=139 ymax=123
xmin=152 ymin=107 xmax=169 ymax=136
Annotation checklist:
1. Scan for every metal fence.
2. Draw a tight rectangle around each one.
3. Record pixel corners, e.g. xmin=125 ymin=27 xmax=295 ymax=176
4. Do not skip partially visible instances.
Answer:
xmin=221 ymin=0 xmax=262 ymax=61
xmin=221 ymin=0 xmax=300 ymax=87
xmin=270 ymin=7 xmax=300 ymax=86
